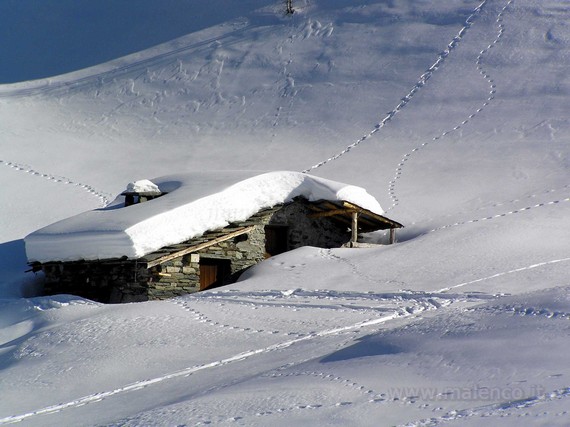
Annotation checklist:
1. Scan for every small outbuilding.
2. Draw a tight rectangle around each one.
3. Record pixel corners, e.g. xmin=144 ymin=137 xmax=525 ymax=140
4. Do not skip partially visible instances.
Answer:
xmin=25 ymin=171 xmax=403 ymax=303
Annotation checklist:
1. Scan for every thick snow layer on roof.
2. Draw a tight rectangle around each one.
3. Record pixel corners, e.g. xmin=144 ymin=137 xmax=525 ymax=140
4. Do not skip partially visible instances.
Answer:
xmin=125 ymin=179 xmax=161 ymax=195
xmin=25 ymin=171 xmax=384 ymax=263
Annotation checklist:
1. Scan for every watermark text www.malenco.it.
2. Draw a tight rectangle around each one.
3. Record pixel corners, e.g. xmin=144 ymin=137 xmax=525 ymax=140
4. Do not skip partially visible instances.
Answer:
xmin=386 ymin=384 xmax=546 ymax=402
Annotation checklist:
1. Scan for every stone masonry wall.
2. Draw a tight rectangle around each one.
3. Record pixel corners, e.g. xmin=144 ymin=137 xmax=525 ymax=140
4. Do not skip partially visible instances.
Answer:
xmin=269 ymin=201 xmax=351 ymax=250
xmin=42 ymin=260 xmax=149 ymax=303
xmin=142 ymin=202 xmax=350 ymax=301
xmin=145 ymin=223 xmax=268 ymax=301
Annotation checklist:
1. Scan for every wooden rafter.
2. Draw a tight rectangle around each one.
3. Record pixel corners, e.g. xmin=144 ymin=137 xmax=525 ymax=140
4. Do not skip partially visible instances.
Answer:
xmin=305 ymin=199 xmax=404 ymax=231
xmin=308 ymin=208 xmax=356 ymax=218
xmin=343 ymin=201 xmax=403 ymax=228
xmin=146 ymin=226 xmax=255 ymax=268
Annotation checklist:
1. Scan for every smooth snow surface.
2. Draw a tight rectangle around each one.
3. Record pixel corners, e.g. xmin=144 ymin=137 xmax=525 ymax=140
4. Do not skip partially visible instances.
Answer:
xmin=25 ymin=171 xmax=384 ymax=262
xmin=1 ymin=0 xmax=570 ymax=426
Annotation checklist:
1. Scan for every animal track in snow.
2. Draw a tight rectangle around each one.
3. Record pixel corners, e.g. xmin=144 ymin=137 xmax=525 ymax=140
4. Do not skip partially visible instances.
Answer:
xmin=173 ymin=289 xmax=413 ymax=340
xmin=318 ymin=248 xmax=383 ymax=286
xmin=171 ymin=292 xmax=381 ymax=337
xmin=214 ymin=370 xmax=381 ymax=421
xmin=426 ymin=194 xmax=570 ymax=235
xmin=1 ymin=270 xmax=510 ymax=424
xmin=0 ymin=310 xmax=409 ymax=425
xmin=302 ymin=0 xmax=489 ymax=173
xmin=252 ymin=370 xmax=379 ymax=416
xmin=0 ymin=159 xmax=111 ymax=206
xmin=266 ymin=370 xmax=376 ymax=397
xmin=170 ymin=298 xmax=291 ymax=336
xmin=402 ymin=386 xmax=570 ymax=426
xmin=405 ymin=184 xmax=570 ymax=231
xmin=387 ymin=0 xmax=514 ymax=211
xmin=469 ymin=304 xmax=570 ymax=320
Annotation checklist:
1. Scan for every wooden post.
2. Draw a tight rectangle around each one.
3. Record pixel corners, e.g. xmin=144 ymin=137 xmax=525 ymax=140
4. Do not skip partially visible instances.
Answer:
xmin=389 ymin=228 xmax=396 ymax=244
xmin=351 ymin=211 xmax=358 ymax=245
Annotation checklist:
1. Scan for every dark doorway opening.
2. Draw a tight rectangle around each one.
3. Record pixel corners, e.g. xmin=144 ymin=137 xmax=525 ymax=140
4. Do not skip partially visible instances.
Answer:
xmin=265 ymin=225 xmax=289 ymax=257
xmin=199 ymin=258 xmax=231 ymax=291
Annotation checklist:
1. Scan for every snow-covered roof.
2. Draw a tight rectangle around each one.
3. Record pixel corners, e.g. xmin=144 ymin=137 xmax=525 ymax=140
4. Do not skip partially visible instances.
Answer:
xmin=25 ymin=171 xmax=384 ymax=263
xmin=123 ymin=179 xmax=162 ymax=195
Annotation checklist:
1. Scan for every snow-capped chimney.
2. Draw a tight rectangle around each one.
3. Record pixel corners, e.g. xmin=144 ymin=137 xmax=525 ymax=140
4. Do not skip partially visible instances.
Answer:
xmin=121 ymin=179 xmax=164 ymax=207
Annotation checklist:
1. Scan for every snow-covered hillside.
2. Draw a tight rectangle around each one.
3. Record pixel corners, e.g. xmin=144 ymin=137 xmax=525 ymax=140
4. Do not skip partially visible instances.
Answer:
xmin=1 ymin=0 xmax=569 ymax=426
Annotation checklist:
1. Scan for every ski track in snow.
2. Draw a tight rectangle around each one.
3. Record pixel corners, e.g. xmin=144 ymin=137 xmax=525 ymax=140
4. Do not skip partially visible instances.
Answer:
xmin=0 ymin=159 xmax=111 ymax=206
xmin=184 ymin=287 xmax=464 ymax=322
xmin=436 ymin=257 xmax=570 ymax=293
xmin=0 ymin=311 xmax=407 ymax=425
xmin=317 ymin=249 xmax=570 ymax=306
xmin=201 ymin=288 xmax=488 ymax=304
xmin=168 ymin=287 xmax=450 ymax=342
xmin=1 ymin=257 xmax=567 ymax=424
xmin=1 ymin=2 xmax=568 ymax=425
xmin=387 ymin=0 xmax=514 ymax=211
xmin=318 ymin=249 xmax=570 ymax=302
xmin=302 ymin=0 xmax=489 ymax=173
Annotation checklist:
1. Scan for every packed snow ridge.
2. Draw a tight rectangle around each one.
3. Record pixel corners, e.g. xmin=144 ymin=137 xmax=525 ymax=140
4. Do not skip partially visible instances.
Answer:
xmin=25 ymin=171 xmax=384 ymax=263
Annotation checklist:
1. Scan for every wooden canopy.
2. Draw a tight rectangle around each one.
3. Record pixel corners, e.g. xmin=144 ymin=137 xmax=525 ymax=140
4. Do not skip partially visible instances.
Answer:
xmin=306 ymin=200 xmax=403 ymax=242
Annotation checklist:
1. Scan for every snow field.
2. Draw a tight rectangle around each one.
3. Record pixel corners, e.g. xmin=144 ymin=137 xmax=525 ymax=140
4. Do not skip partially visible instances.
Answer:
xmin=0 ymin=0 xmax=569 ymax=425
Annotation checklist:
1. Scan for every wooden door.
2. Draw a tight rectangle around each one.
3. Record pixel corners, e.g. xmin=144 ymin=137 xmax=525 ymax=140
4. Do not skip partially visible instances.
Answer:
xmin=199 ymin=258 xmax=231 ymax=291
xmin=200 ymin=264 xmax=218 ymax=290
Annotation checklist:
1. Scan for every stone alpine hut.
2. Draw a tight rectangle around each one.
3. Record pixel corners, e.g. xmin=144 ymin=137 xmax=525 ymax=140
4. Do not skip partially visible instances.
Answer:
xmin=26 ymin=171 xmax=403 ymax=303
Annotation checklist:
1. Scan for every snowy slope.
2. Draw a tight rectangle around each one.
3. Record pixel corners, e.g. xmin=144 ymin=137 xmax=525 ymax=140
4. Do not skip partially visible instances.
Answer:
xmin=0 ymin=0 xmax=569 ymax=426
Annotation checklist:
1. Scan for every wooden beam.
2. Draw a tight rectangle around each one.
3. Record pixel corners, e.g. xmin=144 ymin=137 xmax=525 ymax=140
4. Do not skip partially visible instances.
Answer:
xmin=343 ymin=201 xmax=404 ymax=229
xmin=389 ymin=228 xmax=396 ymax=244
xmin=354 ymin=216 xmax=377 ymax=227
xmin=147 ymin=226 xmax=255 ymax=268
xmin=322 ymin=200 xmax=344 ymax=211
xmin=308 ymin=208 xmax=356 ymax=218
xmin=342 ymin=201 xmax=364 ymax=211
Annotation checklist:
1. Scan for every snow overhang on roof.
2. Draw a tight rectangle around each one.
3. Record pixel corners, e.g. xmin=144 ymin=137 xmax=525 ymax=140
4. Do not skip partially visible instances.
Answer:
xmin=25 ymin=171 xmax=388 ymax=263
